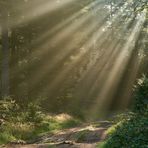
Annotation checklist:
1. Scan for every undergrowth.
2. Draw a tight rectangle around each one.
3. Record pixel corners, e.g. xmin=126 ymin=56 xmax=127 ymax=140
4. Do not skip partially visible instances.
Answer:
xmin=0 ymin=98 xmax=81 ymax=145
xmin=97 ymin=75 xmax=148 ymax=148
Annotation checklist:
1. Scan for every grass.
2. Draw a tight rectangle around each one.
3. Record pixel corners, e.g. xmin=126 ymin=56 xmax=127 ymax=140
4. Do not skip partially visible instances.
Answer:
xmin=74 ymin=129 xmax=90 ymax=142
xmin=0 ymin=100 xmax=82 ymax=145
xmin=0 ymin=115 xmax=81 ymax=144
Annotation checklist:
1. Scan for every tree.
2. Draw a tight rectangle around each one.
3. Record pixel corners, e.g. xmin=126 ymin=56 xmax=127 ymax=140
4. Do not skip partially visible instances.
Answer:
xmin=0 ymin=2 xmax=9 ymax=98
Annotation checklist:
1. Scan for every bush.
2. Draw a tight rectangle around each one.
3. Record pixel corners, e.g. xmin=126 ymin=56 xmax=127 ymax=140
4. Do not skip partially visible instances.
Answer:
xmin=98 ymin=75 xmax=148 ymax=148
xmin=99 ymin=115 xmax=148 ymax=148
xmin=0 ymin=99 xmax=44 ymax=143
xmin=0 ymin=99 xmax=82 ymax=144
xmin=132 ymin=75 xmax=148 ymax=115
xmin=24 ymin=102 xmax=44 ymax=123
xmin=0 ymin=97 xmax=19 ymax=123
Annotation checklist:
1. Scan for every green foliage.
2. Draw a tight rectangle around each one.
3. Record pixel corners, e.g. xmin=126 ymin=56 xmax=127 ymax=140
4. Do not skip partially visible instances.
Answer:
xmin=0 ymin=97 xmax=19 ymax=122
xmin=98 ymin=115 xmax=148 ymax=148
xmin=0 ymin=131 xmax=16 ymax=145
xmin=111 ymin=111 xmax=135 ymax=124
xmin=0 ymin=99 xmax=81 ymax=145
xmin=132 ymin=75 xmax=148 ymax=115
xmin=97 ymin=75 xmax=148 ymax=148
xmin=60 ymin=118 xmax=81 ymax=129
xmin=25 ymin=102 xmax=44 ymax=123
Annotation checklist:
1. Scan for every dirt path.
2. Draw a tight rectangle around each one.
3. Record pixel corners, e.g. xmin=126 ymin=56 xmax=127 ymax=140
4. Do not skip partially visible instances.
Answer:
xmin=4 ymin=121 xmax=112 ymax=148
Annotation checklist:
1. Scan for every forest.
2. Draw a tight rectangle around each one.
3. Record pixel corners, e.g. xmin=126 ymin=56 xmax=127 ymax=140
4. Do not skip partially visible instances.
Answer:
xmin=0 ymin=0 xmax=148 ymax=147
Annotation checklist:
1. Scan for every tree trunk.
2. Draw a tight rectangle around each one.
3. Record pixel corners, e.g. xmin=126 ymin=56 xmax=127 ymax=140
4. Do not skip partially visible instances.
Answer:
xmin=1 ymin=9 xmax=9 ymax=98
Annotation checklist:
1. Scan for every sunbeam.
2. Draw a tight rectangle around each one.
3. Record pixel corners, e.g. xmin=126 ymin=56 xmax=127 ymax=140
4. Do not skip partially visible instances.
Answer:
xmin=11 ymin=0 xmax=126 ymax=82
xmin=1 ymin=0 xmax=147 ymax=117
xmin=0 ymin=0 xmax=148 ymax=145
xmin=89 ymin=10 xmax=146 ymax=117
xmin=11 ymin=0 xmax=80 ymax=28
xmin=17 ymin=0 xmax=125 ymax=91
xmin=28 ymin=9 xmax=112 ymax=88
xmin=35 ymin=2 xmax=132 ymax=99
xmin=86 ymin=11 xmax=137 ymax=99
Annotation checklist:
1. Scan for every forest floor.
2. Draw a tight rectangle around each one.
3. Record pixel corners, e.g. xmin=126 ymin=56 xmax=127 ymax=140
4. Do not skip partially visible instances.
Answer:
xmin=3 ymin=121 xmax=112 ymax=148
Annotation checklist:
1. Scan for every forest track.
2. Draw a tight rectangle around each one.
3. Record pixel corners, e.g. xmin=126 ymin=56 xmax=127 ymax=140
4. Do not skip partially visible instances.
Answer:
xmin=3 ymin=121 xmax=112 ymax=148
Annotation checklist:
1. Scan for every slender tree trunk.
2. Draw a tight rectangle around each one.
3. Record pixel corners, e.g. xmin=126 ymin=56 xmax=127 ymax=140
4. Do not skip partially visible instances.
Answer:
xmin=10 ymin=27 xmax=19 ymax=99
xmin=1 ymin=9 xmax=9 ymax=98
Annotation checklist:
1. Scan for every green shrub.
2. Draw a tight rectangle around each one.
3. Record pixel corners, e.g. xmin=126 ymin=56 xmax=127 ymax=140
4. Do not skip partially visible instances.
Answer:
xmin=0 ymin=97 xmax=19 ymax=122
xmin=60 ymin=118 xmax=81 ymax=129
xmin=25 ymin=102 xmax=44 ymax=123
xmin=99 ymin=115 xmax=148 ymax=148
xmin=0 ymin=99 xmax=82 ymax=145
xmin=132 ymin=75 xmax=148 ymax=115
xmin=98 ymin=75 xmax=148 ymax=148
